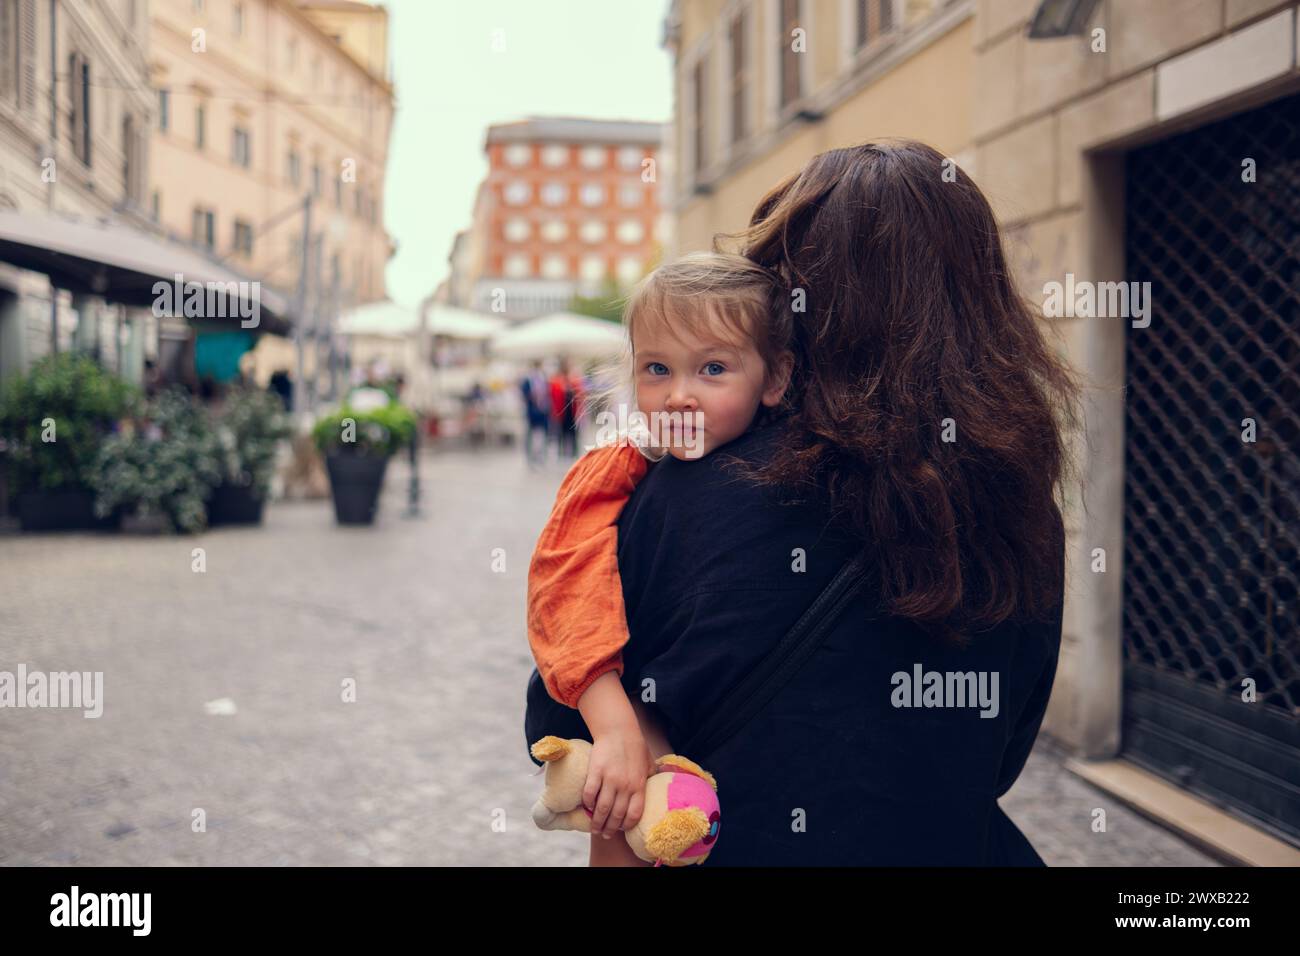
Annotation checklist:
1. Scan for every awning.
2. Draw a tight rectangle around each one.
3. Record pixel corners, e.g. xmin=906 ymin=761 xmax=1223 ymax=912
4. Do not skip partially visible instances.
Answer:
xmin=0 ymin=209 xmax=291 ymax=335
xmin=425 ymin=303 xmax=508 ymax=340
xmin=337 ymin=300 xmax=510 ymax=341
xmin=337 ymin=299 xmax=420 ymax=338
xmin=488 ymin=311 xmax=627 ymax=361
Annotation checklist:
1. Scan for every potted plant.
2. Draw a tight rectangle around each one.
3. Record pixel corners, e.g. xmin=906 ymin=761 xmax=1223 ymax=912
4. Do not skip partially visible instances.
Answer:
xmin=207 ymin=385 xmax=292 ymax=525
xmin=90 ymin=387 xmax=223 ymax=534
xmin=312 ymin=399 xmax=416 ymax=525
xmin=0 ymin=353 xmax=135 ymax=531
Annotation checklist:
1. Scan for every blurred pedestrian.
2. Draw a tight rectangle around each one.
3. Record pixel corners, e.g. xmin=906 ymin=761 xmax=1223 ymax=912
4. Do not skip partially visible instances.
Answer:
xmin=465 ymin=381 xmax=487 ymax=447
xmin=548 ymin=357 xmax=583 ymax=461
xmin=268 ymin=369 xmax=293 ymax=411
xmin=520 ymin=360 xmax=551 ymax=467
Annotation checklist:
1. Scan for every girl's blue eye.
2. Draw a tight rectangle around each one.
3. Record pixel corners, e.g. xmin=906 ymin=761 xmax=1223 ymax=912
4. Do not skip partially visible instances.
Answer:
xmin=646 ymin=362 xmax=667 ymax=375
xmin=703 ymin=362 xmax=726 ymax=375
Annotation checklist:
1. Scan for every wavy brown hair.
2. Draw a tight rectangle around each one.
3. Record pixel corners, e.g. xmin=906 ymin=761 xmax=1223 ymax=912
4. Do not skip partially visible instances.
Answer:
xmin=720 ymin=139 xmax=1081 ymax=640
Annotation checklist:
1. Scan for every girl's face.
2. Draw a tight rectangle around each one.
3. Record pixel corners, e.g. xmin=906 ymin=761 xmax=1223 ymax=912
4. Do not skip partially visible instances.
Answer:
xmin=633 ymin=315 xmax=790 ymax=461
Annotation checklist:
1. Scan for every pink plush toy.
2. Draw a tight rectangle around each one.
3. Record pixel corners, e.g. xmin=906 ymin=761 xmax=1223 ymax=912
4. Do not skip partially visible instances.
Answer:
xmin=529 ymin=735 xmax=721 ymax=866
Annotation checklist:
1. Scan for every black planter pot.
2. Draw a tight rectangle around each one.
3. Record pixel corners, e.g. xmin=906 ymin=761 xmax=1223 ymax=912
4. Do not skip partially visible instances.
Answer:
xmin=207 ymin=482 xmax=266 ymax=526
xmin=325 ymin=453 xmax=389 ymax=525
xmin=16 ymin=489 xmax=117 ymax=532
xmin=119 ymin=510 xmax=171 ymax=534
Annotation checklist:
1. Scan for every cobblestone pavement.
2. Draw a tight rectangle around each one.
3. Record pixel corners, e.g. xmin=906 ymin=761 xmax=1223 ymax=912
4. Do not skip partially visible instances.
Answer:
xmin=0 ymin=442 xmax=1216 ymax=866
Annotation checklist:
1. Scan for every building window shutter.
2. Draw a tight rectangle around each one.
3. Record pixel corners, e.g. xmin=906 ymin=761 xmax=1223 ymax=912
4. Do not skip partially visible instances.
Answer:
xmin=730 ymin=11 xmax=747 ymax=144
xmin=81 ymin=57 xmax=91 ymax=165
xmin=0 ymin=1 xmax=11 ymax=101
xmin=19 ymin=0 xmax=35 ymax=111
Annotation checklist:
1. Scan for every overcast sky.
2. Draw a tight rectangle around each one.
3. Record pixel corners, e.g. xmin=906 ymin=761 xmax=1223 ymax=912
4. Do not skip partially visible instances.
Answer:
xmin=381 ymin=0 xmax=674 ymax=309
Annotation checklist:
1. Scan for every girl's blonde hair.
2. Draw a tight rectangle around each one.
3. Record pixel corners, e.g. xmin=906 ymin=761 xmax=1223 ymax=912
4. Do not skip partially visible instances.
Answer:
xmin=584 ymin=251 xmax=794 ymax=460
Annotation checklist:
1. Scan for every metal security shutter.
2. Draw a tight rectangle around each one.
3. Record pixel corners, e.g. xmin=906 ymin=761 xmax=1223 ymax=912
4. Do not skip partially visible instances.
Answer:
xmin=1123 ymin=91 xmax=1300 ymax=845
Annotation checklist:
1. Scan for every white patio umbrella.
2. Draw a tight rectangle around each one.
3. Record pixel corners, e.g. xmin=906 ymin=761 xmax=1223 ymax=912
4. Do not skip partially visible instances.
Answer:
xmin=337 ymin=299 xmax=420 ymax=337
xmin=488 ymin=311 xmax=627 ymax=361
xmin=425 ymin=303 xmax=508 ymax=340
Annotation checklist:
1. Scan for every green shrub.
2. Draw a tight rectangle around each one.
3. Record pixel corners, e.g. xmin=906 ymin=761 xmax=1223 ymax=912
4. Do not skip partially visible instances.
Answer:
xmin=90 ymin=387 xmax=223 ymax=534
xmin=312 ymin=402 xmax=416 ymax=458
xmin=0 ymin=353 xmax=137 ymax=493
xmin=213 ymin=385 xmax=292 ymax=498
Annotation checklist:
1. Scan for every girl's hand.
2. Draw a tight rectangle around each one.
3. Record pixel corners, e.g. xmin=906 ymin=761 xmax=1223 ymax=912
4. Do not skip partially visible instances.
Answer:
xmin=583 ymin=726 xmax=656 ymax=839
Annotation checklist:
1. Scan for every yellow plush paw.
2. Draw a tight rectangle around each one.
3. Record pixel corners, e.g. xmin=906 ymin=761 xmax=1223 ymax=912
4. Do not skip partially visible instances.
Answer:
xmin=530 ymin=736 xmax=571 ymax=763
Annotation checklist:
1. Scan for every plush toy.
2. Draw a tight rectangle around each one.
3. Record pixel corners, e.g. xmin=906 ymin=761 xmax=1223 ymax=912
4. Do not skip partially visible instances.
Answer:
xmin=529 ymin=735 xmax=721 ymax=866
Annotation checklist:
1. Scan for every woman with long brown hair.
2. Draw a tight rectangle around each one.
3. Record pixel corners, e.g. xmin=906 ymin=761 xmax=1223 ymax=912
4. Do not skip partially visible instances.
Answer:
xmin=534 ymin=138 xmax=1081 ymax=865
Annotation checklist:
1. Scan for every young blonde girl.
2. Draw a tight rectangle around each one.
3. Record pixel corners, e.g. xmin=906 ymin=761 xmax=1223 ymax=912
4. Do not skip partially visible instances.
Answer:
xmin=526 ymin=252 xmax=794 ymax=848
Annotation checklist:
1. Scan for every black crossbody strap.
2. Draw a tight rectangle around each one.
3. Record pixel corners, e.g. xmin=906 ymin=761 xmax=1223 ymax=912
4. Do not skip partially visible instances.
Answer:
xmin=678 ymin=552 xmax=873 ymax=759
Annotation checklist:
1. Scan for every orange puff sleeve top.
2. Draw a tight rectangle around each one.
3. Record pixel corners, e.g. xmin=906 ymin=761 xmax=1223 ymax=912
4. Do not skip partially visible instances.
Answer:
xmin=526 ymin=440 xmax=656 ymax=708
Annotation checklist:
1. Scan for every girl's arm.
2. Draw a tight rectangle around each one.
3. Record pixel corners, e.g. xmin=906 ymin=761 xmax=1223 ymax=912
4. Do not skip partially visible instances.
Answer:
xmin=588 ymin=694 xmax=674 ymax=867
xmin=526 ymin=442 xmax=649 ymax=708
xmin=527 ymin=441 xmax=655 ymax=839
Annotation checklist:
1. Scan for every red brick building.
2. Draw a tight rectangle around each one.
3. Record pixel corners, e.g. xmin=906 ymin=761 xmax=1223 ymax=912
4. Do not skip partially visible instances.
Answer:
xmin=462 ymin=117 xmax=666 ymax=318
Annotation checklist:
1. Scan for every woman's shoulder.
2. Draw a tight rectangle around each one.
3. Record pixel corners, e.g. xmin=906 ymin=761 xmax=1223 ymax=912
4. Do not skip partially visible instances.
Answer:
xmin=626 ymin=424 xmax=780 ymax=526
xmin=618 ymin=419 xmax=857 ymax=587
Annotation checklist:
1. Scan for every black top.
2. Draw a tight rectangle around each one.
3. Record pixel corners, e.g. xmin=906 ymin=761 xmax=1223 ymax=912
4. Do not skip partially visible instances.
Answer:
xmin=531 ymin=418 xmax=1064 ymax=866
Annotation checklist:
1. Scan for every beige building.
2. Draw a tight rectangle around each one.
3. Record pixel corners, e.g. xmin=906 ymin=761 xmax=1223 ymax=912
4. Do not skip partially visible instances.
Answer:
xmin=666 ymin=0 xmax=1300 ymax=858
xmin=149 ymin=0 xmax=395 ymax=391
xmin=0 ymin=0 xmax=156 ymax=385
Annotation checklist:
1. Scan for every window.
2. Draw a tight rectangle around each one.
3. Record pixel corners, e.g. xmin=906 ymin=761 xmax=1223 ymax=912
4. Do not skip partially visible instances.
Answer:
xmin=151 ymin=190 xmax=160 ymax=221
xmin=617 ymin=146 xmax=642 ymax=171
xmin=504 ymin=144 xmax=531 ymax=167
xmin=192 ymin=207 xmax=215 ymax=250
xmin=540 ymin=182 xmax=567 ymax=206
xmin=856 ymin=0 xmax=895 ymax=49
xmin=778 ymin=0 xmax=801 ymax=110
xmin=618 ymin=184 xmax=642 ymax=208
xmin=730 ymin=9 xmax=749 ymax=143
xmin=158 ymin=89 xmax=170 ymax=132
xmin=0 ymin=2 xmax=25 ymax=105
xmin=616 ymin=257 xmax=642 ymax=285
xmin=579 ymin=145 xmax=606 ymax=169
xmin=540 ymin=219 xmax=568 ymax=242
xmin=232 ymin=127 xmax=251 ymax=168
xmin=541 ymin=255 xmax=568 ymax=279
xmin=579 ymin=183 xmax=605 ymax=207
xmin=192 ymin=0 xmax=203 ymax=11
xmin=579 ymin=220 xmax=606 ymax=243
xmin=691 ymin=56 xmax=707 ymax=176
xmin=311 ymin=162 xmax=322 ymax=197
xmin=616 ymin=220 xmax=645 ymax=244
xmin=288 ymin=37 xmax=297 ymax=70
xmin=504 ymin=181 xmax=530 ymax=205
xmin=580 ymin=256 xmax=606 ymax=282
xmin=541 ymin=144 xmax=569 ymax=168
xmin=233 ymin=220 xmax=253 ymax=257
xmin=354 ymin=184 xmax=364 ymax=216
xmin=287 ymin=148 xmax=301 ymax=186
xmin=333 ymin=171 xmax=342 ymax=208
xmin=69 ymin=52 xmax=91 ymax=165
xmin=232 ymin=2 xmax=244 ymax=37
xmin=195 ymin=104 xmax=206 ymax=149
xmin=504 ymin=218 xmax=530 ymax=242
xmin=504 ymin=254 xmax=530 ymax=278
